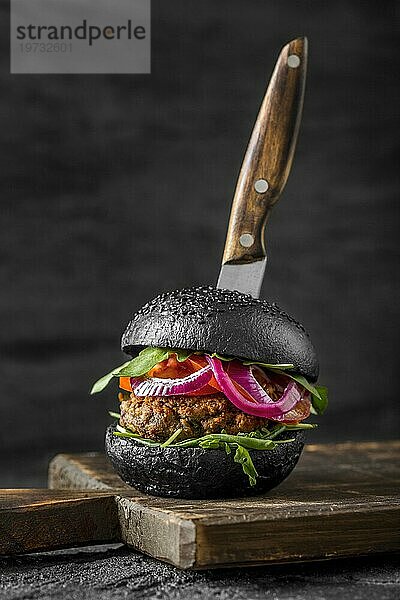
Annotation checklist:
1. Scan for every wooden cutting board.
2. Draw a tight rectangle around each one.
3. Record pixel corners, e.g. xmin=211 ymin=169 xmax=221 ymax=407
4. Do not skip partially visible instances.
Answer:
xmin=1 ymin=441 xmax=399 ymax=569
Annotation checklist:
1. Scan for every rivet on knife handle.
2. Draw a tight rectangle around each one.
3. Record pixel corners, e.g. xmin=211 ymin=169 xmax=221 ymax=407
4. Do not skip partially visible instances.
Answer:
xmin=222 ymin=37 xmax=307 ymax=265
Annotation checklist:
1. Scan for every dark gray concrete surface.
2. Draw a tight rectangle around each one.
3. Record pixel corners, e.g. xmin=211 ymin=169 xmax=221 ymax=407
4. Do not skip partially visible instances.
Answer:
xmin=1 ymin=545 xmax=399 ymax=600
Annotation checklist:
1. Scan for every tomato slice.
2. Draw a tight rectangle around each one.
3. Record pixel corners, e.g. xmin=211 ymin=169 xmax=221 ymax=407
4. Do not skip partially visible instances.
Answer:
xmin=120 ymin=354 xmax=222 ymax=396
xmin=153 ymin=355 xmax=221 ymax=395
xmin=119 ymin=357 xmax=189 ymax=392
xmin=185 ymin=385 xmax=219 ymax=396
xmin=119 ymin=377 xmax=132 ymax=392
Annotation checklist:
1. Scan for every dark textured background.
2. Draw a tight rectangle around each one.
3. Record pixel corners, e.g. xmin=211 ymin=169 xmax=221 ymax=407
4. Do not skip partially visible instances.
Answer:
xmin=0 ymin=0 xmax=399 ymax=486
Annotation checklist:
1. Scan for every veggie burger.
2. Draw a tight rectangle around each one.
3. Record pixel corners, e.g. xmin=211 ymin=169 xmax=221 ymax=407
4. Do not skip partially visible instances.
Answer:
xmin=92 ymin=286 xmax=327 ymax=499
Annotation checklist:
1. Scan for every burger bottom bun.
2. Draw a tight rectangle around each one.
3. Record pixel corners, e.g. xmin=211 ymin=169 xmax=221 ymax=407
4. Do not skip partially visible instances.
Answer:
xmin=105 ymin=424 xmax=305 ymax=499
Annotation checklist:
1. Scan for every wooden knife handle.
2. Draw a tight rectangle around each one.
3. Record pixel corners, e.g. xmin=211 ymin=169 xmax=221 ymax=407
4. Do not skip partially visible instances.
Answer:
xmin=222 ymin=37 xmax=307 ymax=265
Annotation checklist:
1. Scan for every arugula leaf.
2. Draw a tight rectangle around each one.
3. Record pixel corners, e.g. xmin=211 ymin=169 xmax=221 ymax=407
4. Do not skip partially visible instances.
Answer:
xmin=242 ymin=360 xmax=295 ymax=370
xmin=279 ymin=371 xmax=319 ymax=397
xmin=116 ymin=423 xmax=129 ymax=434
xmin=211 ymin=353 xmax=294 ymax=370
xmin=108 ymin=411 xmax=121 ymax=419
xmin=175 ymin=433 xmax=276 ymax=450
xmin=90 ymin=360 xmax=132 ymax=394
xmin=199 ymin=439 xmax=222 ymax=449
xmin=311 ymin=385 xmax=328 ymax=415
xmin=265 ymin=425 xmax=287 ymax=440
xmin=161 ymin=428 xmax=183 ymax=448
xmin=210 ymin=353 xmax=235 ymax=362
xmin=224 ymin=442 xmax=231 ymax=455
xmin=117 ymin=347 xmax=170 ymax=377
xmin=234 ymin=445 xmax=258 ymax=487
xmin=173 ymin=349 xmax=193 ymax=362
xmin=283 ymin=423 xmax=317 ymax=430
xmin=275 ymin=371 xmax=328 ymax=415
xmin=91 ymin=347 xmax=195 ymax=394
xmin=113 ymin=431 xmax=160 ymax=446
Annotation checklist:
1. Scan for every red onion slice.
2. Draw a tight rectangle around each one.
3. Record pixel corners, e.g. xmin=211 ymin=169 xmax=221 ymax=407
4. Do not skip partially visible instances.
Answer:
xmin=206 ymin=356 xmax=301 ymax=418
xmin=278 ymin=396 xmax=311 ymax=423
xmin=130 ymin=364 xmax=212 ymax=397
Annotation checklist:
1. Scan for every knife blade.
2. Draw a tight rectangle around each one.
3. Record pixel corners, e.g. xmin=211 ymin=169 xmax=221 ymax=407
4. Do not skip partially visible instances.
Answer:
xmin=217 ymin=37 xmax=308 ymax=297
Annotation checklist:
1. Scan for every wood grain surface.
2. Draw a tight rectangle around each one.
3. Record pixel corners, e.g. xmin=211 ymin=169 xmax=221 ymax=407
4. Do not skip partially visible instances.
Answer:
xmin=222 ymin=37 xmax=307 ymax=264
xmin=43 ymin=441 xmax=400 ymax=569
xmin=0 ymin=489 xmax=120 ymax=555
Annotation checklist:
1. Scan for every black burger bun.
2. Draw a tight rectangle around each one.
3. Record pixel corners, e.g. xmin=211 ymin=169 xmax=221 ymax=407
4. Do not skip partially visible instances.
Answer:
xmin=105 ymin=424 xmax=306 ymax=499
xmin=121 ymin=286 xmax=319 ymax=382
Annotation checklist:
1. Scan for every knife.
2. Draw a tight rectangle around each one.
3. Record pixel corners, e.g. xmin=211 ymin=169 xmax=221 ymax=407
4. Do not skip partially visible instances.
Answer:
xmin=217 ymin=37 xmax=308 ymax=298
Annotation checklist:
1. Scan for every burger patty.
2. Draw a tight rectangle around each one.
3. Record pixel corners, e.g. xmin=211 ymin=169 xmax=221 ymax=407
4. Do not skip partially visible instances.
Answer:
xmin=119 ymin=392 xmax=268 ymax=442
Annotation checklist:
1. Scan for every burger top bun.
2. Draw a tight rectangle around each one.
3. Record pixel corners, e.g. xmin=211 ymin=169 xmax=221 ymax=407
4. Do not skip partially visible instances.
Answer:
xmin=121 ymin=286 xmax=319 ymax=382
